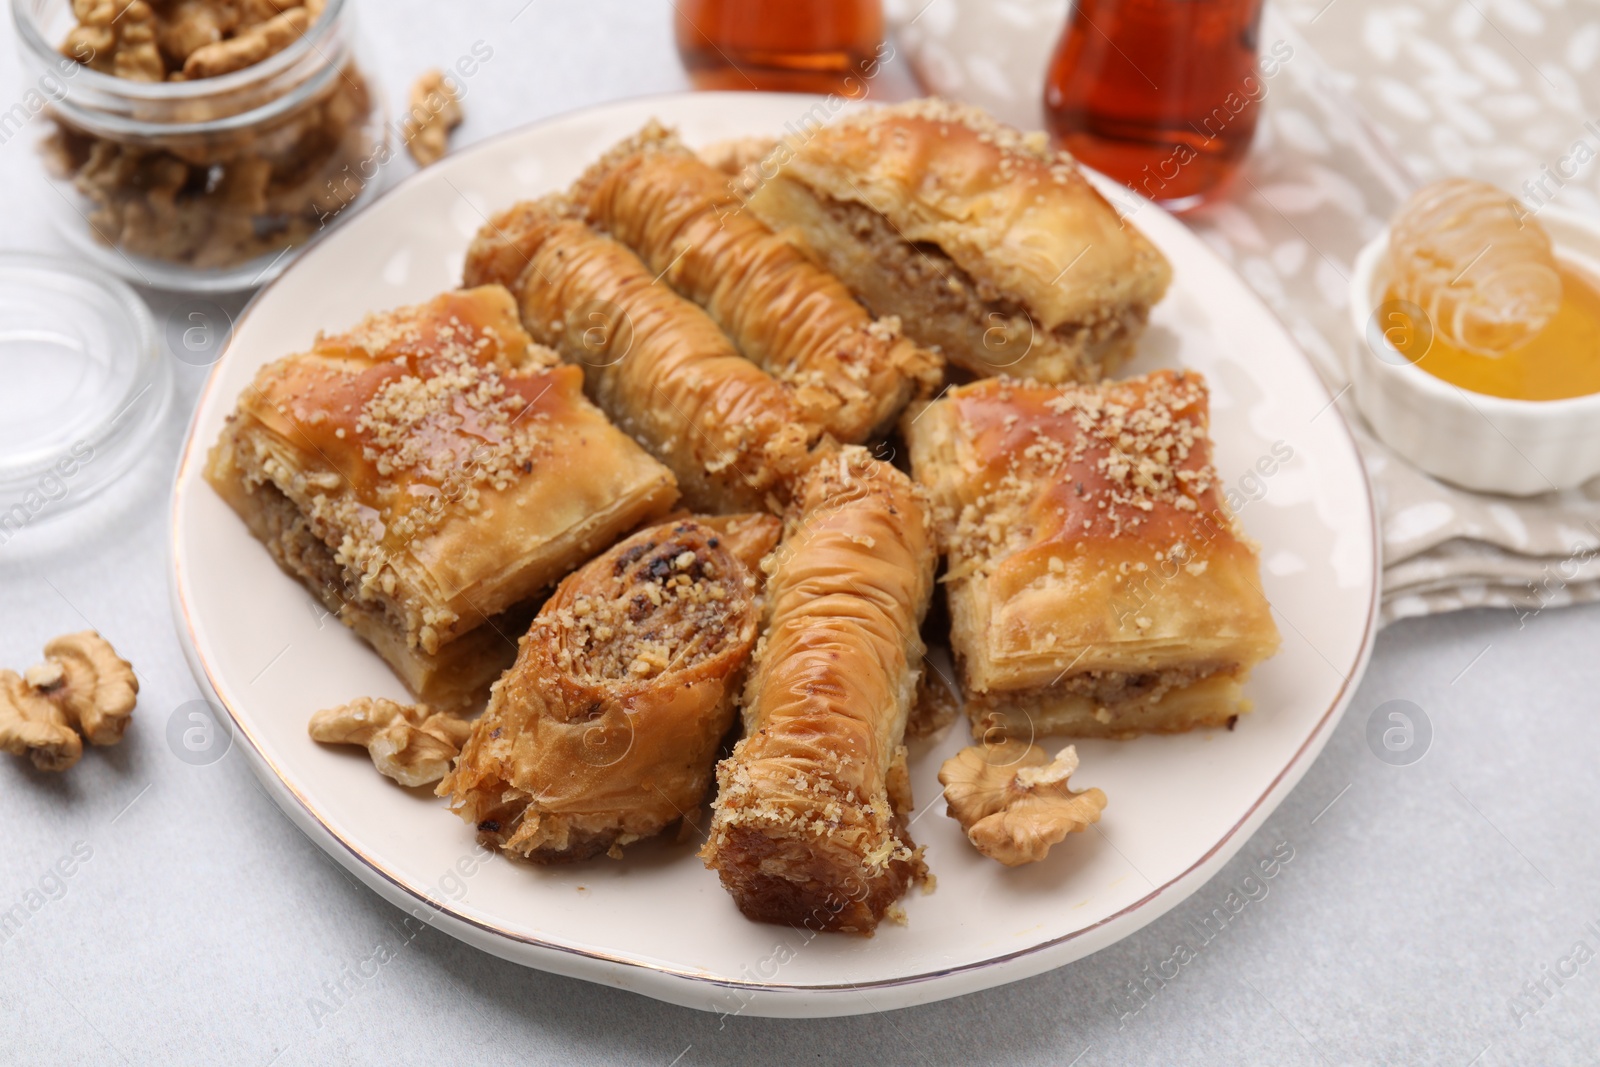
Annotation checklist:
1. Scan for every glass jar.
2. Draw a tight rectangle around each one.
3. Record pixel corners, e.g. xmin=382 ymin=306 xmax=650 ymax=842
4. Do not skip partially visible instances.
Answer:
xmin=0 ymin=253 xmax=171 ymax=538
xmin=13 ymin=0 xmax=388 ymax=292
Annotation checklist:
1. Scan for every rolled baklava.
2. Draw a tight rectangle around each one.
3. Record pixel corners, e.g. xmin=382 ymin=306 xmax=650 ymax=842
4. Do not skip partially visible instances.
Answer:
xmin=906 ymin=370 xmax=1280 ymax=740
xmin=442 ymin=513 xmax=780 ymax=861
xmin=701 ymin=445 xmax=934 ymax=933
xmin=206 ymin=285 xmax=679 ymax=709
xmin=742 ymin=98 xmax=1172 ymax=383
xmin=462 ymin=197 xmax=815 ymax=514
xmin=572 ymin=122 xmax=941 ymax=442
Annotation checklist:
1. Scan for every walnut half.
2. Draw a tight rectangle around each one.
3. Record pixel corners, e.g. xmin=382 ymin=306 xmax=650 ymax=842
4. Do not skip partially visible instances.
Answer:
xmin=0 ymin=672 xmax=83 ymax=772
xmin=309 ymin=697 xmax=471 ymax=788
xmin=0 ymin=631 xmax=138 ymax=772
xmin=402 ymin=70 xmax=463 ymax=168
xmin=181 ymin=1 xmax=322 ymax=79
xmin=938 ymin=741 xmax=1107 ymax=867
xmin=40 ymin=631 xmax=139 ymax=746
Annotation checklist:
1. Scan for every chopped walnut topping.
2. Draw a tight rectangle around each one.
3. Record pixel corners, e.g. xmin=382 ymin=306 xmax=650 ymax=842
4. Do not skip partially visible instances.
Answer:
xmin=834 ymin=99 xmax=1087 ymax=185
xmin=938 ymin=373 xmax=1220 ymax=575
xmin=308 ymin=696 xmax=471 ymax=788
xmin=938 ymin=741 xmax=1106 ymax=866
xmin=353 ymin=321 xmax=539 ymax=486
xmin=302 ymin=309 xmax=554 ymax=603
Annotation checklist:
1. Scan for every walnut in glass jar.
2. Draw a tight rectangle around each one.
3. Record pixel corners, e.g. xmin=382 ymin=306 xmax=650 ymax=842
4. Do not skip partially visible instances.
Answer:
xmin=18 ymin=0 xmax=387 ymax=289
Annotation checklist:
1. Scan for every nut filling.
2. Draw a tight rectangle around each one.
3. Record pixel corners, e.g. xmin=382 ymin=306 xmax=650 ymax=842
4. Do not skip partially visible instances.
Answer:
xmin=442 ymin=517 xmax=772 ymax=864
xmin=819 ymin=194 xmax=1142 ymax=378
xmin=550 ymin=532 xmax=738 ymax=685
xmin=1035 ymin=661 xmax=1235 ymax=712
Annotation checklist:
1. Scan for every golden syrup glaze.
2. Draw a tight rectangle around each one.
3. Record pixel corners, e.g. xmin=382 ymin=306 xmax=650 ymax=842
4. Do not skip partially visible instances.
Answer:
xmin=238 ymin=286 xmax=577 ymax=554
xmin=949 ymin=371 xmax=1228 ymax=551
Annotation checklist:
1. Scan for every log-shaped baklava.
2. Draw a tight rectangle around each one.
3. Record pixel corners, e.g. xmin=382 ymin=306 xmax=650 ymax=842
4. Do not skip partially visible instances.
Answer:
xmin=206 ymin=286 xmax=679 ymax=709
xmin=701 ymin=446 xmax=934 ymax=933
xmin=571 ymin=122 xmax=940 ymax=442
xmin=905 ymin=371 xmax=1280 ymax=740
xmin=462 ymin=197 xmax=815 ymax=514
xmin=442 ymin=513 xmax=780 ymax=861
xmin=742 ymin=99 xmax=1171 ymax=383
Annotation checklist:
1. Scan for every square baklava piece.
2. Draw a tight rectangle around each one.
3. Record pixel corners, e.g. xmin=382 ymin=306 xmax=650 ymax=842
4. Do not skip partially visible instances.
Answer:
xmin=206 ymin=285 xmax=678 ymax=709
xmin=906 ymin=370 xmax=1280 ymax=739
xmin=742 ymin=99 xmax=1171 ymax=383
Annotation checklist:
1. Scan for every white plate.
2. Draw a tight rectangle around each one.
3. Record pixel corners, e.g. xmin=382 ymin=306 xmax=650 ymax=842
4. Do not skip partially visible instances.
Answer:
xmin=169 ymin=92 xmax=1380 ymax=1018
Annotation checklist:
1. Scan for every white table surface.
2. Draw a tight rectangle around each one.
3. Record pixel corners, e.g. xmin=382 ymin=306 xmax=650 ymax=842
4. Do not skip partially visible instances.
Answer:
xmin=3 ymin=3 xmax=1599 ymax=1064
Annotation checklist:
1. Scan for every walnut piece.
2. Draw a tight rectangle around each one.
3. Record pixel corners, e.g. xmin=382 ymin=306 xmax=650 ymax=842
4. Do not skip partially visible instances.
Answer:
xmin=0 ymin=631 xmax=138 ymax=772
xmin=50 ymin=0 xmax=366 ymax=272
xmin=40 ymin=631 xmax=139 ymax=746
xmin=64 ymin=0 xmax=164 ymax=81
xmin=938 ymin=741 xmax=1107 ymax=866
xmin=156 ymin=0 xmax=237 ymax=69
xmin=0 ymin=672 xmax=83 ymax=772
xmin=309 ymin=697 xmax=472 ymax=788
xmin=402 ymin=70 xmax=463 ymax=168
xmin=182 ymin=4 xmax=311 ymax=79
xmin=65 ymin=0 xmax=324 ymax=81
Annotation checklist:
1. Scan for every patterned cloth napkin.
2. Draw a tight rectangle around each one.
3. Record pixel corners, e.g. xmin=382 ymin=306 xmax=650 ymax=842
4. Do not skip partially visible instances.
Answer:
xmin=887 ymin=0 xmax=1600 ymax=626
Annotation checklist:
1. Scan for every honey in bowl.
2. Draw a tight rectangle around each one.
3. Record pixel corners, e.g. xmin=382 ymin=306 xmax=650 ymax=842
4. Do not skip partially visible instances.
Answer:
xmin=1383 ymin=178 xmax=1600 ymax=401
xmin=1384 ymin=264 xmax=1600 ymax=400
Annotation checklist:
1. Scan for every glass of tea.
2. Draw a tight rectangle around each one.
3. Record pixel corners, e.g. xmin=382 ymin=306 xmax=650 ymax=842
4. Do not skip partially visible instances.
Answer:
xmin=1043 ymin=0 xmax=1268 ymax=212
xmin=674 ymin=0 xmax=885 ymax=97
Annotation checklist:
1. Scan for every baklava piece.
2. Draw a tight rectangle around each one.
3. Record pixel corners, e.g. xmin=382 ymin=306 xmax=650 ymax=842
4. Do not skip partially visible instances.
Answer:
xmin=906 ymin=371 xmax=1280 ymax=740
xmin=206 ymin=285 xmax=678 ymax=709
xmin=463 ymin=198 xmax=815 ymax=513
xmin=442 ymin=514 xmax=780 ymax=861
xmin=701 ymin=446 xmax=935 ymax=933
xmin=572 ymin=122 xmax=940 ymax=442
xmin=742 ymin=98 xmax=1171 ymax=383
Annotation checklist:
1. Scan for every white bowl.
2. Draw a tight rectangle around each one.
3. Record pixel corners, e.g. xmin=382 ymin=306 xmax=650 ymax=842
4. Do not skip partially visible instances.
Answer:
xmin=1348 ymin=205 xmax=1600 ymax=496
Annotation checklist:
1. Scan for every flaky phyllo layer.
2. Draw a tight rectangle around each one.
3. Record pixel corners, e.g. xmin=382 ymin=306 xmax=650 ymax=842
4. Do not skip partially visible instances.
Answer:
xmin=443 ymin=515 xmax=778 ymax=861
xmin=701 ymin=447 xmax=934 ymax=933
xmin=906 ymin=371 xmax=1280 ymax=740
xmin=743 ymin=98 xmax=1171 ymax=383
xmin=572 ymin=122 xmax=940 ymax=442
xmin=206 ymin=285 xmax=677 ymax=708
